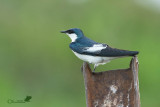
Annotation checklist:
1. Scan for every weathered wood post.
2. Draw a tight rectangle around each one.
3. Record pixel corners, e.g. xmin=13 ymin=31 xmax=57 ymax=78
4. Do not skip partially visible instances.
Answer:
xmin=82 ymin=56 xmax=140 ymax=107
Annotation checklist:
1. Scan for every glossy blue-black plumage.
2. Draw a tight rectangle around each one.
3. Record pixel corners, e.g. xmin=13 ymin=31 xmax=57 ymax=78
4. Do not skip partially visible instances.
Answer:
xmin=70 ymin=36 xmax=100 ymax=54
xmin=67 ymin=28 xmax=139 ymax=57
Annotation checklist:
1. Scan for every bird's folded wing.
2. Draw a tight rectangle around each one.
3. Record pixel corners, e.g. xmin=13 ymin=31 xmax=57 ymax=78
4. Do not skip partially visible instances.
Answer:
xmin=70 ymin=43 xmax=138 ymax=57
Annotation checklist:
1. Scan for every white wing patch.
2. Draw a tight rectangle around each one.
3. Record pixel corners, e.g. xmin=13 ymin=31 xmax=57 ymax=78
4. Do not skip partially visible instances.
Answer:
xmin=84 ymin=44 xmax=107 ymax=52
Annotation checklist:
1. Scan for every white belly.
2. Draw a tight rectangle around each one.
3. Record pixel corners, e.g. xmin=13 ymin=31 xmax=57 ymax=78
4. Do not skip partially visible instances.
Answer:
xmin=73 ymin=51 xmax=117 ymax=65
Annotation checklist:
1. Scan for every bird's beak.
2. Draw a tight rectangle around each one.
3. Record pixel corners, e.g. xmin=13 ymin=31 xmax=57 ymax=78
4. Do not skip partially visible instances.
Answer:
xmin=60 ymin=30 xmax=67 ymax=33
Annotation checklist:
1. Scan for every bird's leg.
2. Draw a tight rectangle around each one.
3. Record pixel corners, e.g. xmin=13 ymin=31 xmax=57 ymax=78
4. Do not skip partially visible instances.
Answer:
xmin=93 ymin=64 xmax=98 ymax=72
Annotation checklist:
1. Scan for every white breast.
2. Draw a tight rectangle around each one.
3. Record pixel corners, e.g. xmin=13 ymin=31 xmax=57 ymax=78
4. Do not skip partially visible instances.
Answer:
xmin=72 ymin=51 xmax=116 ymax=65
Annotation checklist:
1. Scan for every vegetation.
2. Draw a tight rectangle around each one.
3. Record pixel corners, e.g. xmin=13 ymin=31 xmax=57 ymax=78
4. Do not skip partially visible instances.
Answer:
xmin=0 ymin=0 xmax=160 ymax=107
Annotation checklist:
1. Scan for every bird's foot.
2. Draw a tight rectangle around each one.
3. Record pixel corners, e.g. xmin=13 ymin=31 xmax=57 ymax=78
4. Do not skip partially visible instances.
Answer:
xmin=93 ymin=64 xmax=98 ymax=72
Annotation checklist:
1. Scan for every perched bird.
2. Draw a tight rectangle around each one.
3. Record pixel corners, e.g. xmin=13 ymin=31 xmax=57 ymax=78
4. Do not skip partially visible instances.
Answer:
xmin=61 ymin=28 xmax=139 ymax=72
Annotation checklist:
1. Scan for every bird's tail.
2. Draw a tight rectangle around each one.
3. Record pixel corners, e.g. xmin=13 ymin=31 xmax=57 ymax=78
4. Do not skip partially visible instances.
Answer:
xmin=101 ymin=46 xmax=139 ymax=57
xmin=125 ymin=50 xmax=139 ymax=56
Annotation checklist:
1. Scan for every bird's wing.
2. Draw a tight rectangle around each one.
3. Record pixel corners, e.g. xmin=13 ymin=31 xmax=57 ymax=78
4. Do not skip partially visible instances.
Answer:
xmin=70 ymin=43 xmax=139 ymax=57
xmin=94 ymin=46 xmax=139 ymax=57
xmin=83 ymin=44 xmax=107 ymax=53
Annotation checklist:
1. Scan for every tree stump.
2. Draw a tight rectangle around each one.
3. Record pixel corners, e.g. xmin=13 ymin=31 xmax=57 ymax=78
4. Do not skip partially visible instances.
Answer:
xmin=82 ymin=56 xmax=140 ymax=107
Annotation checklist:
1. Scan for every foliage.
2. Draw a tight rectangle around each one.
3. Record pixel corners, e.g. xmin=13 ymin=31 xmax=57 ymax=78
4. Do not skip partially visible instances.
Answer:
xmin=0 ymin=0 xmax=160 ymax=107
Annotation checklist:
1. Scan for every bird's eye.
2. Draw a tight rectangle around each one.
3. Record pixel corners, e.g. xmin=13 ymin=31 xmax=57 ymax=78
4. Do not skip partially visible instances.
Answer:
xmin=67 ymin=30 xmax=74 ymax=34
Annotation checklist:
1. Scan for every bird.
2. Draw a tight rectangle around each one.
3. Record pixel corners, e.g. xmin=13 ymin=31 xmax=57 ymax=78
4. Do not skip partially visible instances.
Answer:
xmin=61 ymin=28 xmax=139 ymax=72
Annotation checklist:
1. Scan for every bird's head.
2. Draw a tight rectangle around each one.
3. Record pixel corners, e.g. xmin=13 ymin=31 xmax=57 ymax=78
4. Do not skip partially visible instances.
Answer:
xmin=61 ymin=28 xmax=84 ymax=42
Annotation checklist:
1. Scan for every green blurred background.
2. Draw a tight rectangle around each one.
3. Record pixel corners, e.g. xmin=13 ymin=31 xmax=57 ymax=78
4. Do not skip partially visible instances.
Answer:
xmin=0 ymin=0 xmax=160 ymax=107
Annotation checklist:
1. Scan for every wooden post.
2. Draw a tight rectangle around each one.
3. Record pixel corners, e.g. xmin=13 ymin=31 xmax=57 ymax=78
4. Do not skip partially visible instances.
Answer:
xmin=82 ymin=56 xmax=140 ymax=107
